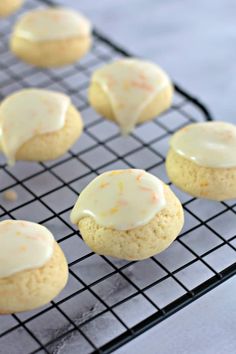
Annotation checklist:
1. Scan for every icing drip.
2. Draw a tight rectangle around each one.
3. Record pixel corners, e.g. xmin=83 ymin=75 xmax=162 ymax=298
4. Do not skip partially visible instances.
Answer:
xmin=13 ymin=8 xmax=91 ymax=41
xmin=92 ymin=59 xmax=171 ymax=134
xmin=170 ymin=121 xmax=236 ymax=168
xmin=70 ymin=169 xmax=166 ymax=231
xmin=0 ymin=220 xmax=54 ymax=278
xmin=0 ymin=89 xmax=70 ymax=164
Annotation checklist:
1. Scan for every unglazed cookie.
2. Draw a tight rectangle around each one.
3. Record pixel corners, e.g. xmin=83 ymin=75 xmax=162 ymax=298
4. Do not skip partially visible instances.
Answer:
xmin=0 ymin=0 xmax=23 ymax=17
xmin=0 ymin=220 xmax=68 ymax=314
xmin=10 ymin=7 xmax=92 ymax=67
xmin=89 ymin=58 xmax=173 ymax=134
xmin=166 ymin=121 xmax=236 ymax=200
xmin=0 ymin=88 xmax=83 ymax=165
xmin=70 ymin=169 xmax=184 ymax=260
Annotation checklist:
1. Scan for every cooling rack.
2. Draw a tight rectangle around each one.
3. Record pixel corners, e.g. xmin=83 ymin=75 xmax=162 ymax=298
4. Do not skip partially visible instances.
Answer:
xmin=0 ymin=0 xmax=236 ymax=353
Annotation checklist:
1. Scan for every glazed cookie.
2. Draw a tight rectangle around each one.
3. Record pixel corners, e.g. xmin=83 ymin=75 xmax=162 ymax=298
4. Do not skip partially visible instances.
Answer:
xmin=10 ymin=7 xmax=92 ymax=67
xmin=89 ymin=58 xmax=173 ymax=134
xmin=0 ymin=220 xmax=68 ymax=314
xmin=0 ymin=88 xmax=83 ymax=165
xmin=166 ymin=121 xmax=236 ymax=201
xmin=70 ymin=169 xmax=184 ymax=260
xmin=0 ymin=0 xmax=23 ymax=17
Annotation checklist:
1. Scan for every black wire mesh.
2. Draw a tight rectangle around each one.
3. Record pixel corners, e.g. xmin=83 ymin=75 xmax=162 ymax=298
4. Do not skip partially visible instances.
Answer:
xmin=0 ymin=0 xmax=236 ymax=353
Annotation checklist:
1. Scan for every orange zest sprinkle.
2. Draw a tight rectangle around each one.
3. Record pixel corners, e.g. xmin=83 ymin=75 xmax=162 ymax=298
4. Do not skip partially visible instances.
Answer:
xmin=130 ymin=80 xmax=154 ymax=92
xmin=140 ymin=186 xmax=152 ymax=192
xmin=118 ymin=181 xmax=124 ymax=193
xmin=151 ymin=192 xmax=159 ymax=203
xmin=19 ymin=245 xmax=27 ymax=252
xmin=51 ymin=14 xmax=63 ymax=21
xmin=123 ymin=81 xmax=131 ymax=90
xmin=109 ymin=170 xmax=126 ymax=176
xmin=108 ymin=78 xmax=115 ymax=85
xmin=109 ymin=170 xmax=122 ymax=176
xmin=138 ymin=72 xmax=147 ymax=81
xmin=110 ymin=207 xmax=119 ymax=214
xmin=220 ymin=131 xmax=234 ymax=140
xmin=181 ymin=126 xmax=190 ymax=132
xmin=100 ymin=182 xmax=110 ymax=189
xmin=118 ymin=199 xmax=128 ymax=207
xmin=136 ymin=171 xmax=145 ymax=182
xmin=19 ymin=222 xmax=27 ymax=227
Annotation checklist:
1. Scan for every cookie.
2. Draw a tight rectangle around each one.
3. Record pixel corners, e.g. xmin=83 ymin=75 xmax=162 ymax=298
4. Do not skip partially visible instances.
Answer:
xmin=166 ymin=121 xmax=236 ymax=200
xmin=10 ymin=7 xmax=92 ymax=67
xmin=0 ymin=0 xmax=23 ymax=17
xmin=0 ymin=88 xmax=83 ymax=165
xmin=0 ymin=220 xmax=68 ymax=314
xmin=89 ymin=58 xmax=173 ymax=134
xmin=70 ymin=169 xmax=184 ymax=260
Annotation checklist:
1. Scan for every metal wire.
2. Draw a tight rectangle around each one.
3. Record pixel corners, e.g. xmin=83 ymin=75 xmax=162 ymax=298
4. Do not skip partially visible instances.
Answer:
xmin=0 ymin=1 xmax=235 ymax=353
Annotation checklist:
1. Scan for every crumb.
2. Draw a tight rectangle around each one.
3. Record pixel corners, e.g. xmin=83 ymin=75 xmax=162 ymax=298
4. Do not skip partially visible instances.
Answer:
xmin=3 ymin=189 xmax=18 ymax=202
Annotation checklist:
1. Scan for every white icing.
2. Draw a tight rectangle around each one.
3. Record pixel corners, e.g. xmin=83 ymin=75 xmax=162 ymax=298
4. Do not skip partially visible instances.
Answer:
xmin=170 ymin=121 xmax=236 ymax=168
xmin=13 ymin=8 xmax=91 ymax=41
xmin=0 ymin=88 xmax=70 ymax=164
xmin=92 ymin=58 xmax=171 ymax=134
xmin=70 ymin=169 xmax=166 ymax=231
xmin=0 ymin=220 xmax=54 ymax=278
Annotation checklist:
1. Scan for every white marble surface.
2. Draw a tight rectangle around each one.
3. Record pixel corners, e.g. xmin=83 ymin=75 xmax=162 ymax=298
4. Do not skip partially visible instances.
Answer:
xmin=57 ymin=0 xmax=236 ymax=123
xmin=116 ymin=276 xmax=236 ymax=354
xmin=55 ymin=1 xmax=236 ymax=353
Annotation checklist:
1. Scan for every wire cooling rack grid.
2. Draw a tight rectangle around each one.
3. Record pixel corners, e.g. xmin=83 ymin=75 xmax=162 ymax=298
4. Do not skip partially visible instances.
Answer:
xmin=0 ymin=0 xmax=236 ymax=353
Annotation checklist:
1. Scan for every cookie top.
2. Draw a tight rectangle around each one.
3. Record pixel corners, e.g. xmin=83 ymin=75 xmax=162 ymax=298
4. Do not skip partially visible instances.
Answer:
xmin=0 ymin=88 xmax=70 ymax=164
xmin=92 ymin=58 xmax=171 ymax=134
xmin=13 ymin=7 xmax=91 ymax=41
xmin=170 ymin=121 xmax=236 ymax=168
xmin=70 ymin=169 xmax=166 ymax=231
xmin=0 ymin=220 xmax=54 ymax=278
